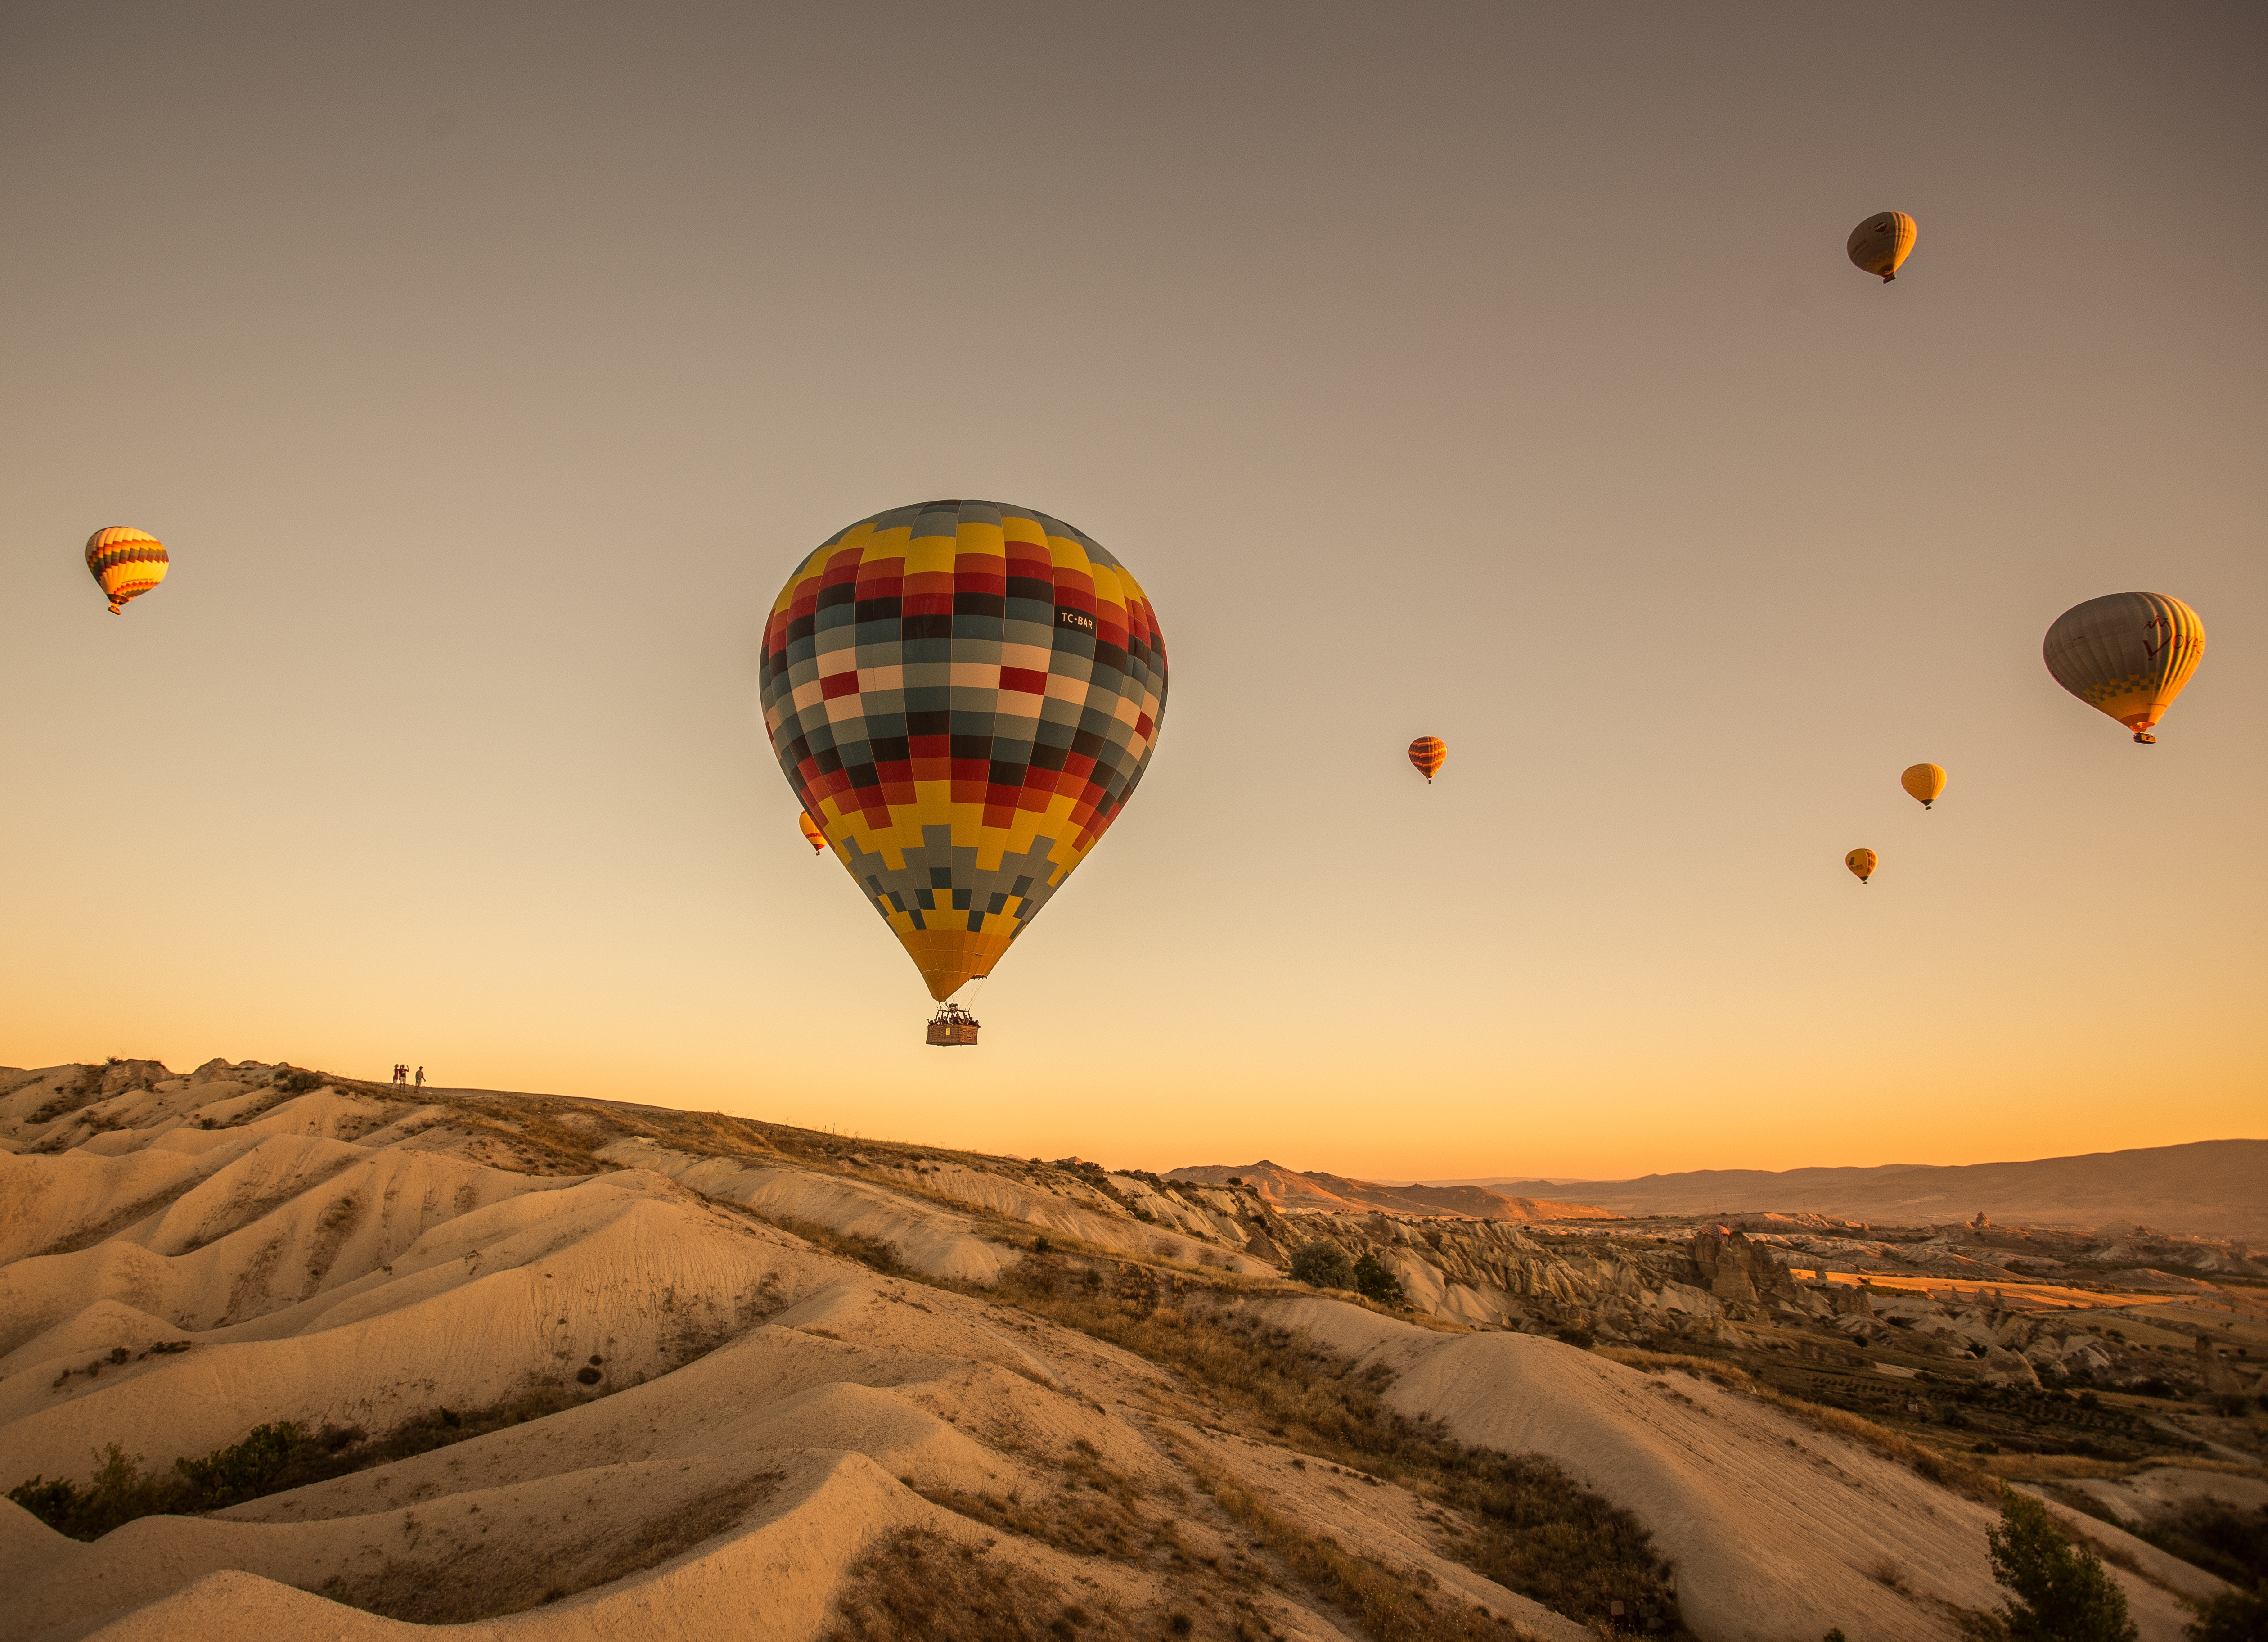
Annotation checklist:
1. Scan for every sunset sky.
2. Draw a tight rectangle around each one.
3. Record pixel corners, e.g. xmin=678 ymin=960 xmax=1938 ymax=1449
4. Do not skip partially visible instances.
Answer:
xmin=3 ymin=3 xmax=2261 ymax=1182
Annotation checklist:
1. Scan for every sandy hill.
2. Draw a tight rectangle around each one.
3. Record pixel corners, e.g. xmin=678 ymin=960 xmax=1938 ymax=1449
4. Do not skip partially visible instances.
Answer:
xmin=1477 ymin=1139 xmax=2268 ymax=1239
xmin=1164 ymin=1161 xmax=1617 ymax=1224
xmin=0 ymin=1059 xmax=2235 ymax=1642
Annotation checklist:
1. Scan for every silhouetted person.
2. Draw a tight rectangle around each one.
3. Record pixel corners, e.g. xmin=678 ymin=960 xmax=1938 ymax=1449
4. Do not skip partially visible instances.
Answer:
xmin=414 ymin=1066 xmax=425 ymax=1093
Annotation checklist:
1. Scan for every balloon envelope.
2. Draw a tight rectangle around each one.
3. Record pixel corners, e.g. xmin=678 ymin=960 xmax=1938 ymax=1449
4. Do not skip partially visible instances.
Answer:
xmin=760 ymin=500 xmax=1167 ymax=1001
xmin=1900 ymin=764 xmax=1946 ymax=808
xmin=798 ymin=812 xmax=827 ymax=854
xmin=1408 ymin=736 xmax=1445 ymax=783
xmin=2043 ymin=592 xmax=2205 ymax=744
xmin=1846 ymin=212 xmax=1917 ymax=282
xmin=85 ymin=528 xmax=168 ymax=613
xmin=1845 ymin=848 xmax=1877 ymax=884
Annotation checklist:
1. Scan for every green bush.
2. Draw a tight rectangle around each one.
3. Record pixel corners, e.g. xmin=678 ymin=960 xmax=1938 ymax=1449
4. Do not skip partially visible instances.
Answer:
xmin=1288 ymin=1241 xmax=1354 ymax=1290
xmin=7 ymin=1422 xmax=382 ymax=1540
xmin=1968 ymin=1488 xmax=2137 ymax=1642
xmin=2185 ymin=1583 xmax=2268 ymax=1642
xmin=1350 ymin=1251 xmax=1406 ymax=1308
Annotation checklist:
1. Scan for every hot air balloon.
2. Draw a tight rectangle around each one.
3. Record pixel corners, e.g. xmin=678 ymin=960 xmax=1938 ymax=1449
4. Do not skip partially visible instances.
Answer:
xmin=2043 ymin=593 xmax=2205 ymax=744
xmin=85 ymin=528 xmax=168 ymax=614
xmin=1845 ymin=848 xmax=1877 ymax=885
xmin=1847 ymin=212 xmax=1917 ymax=282
xmin=1900 ymin=764 xmax=1946 ymax=809
xmin=760 ymin=501 xmax=1167 ymax=1029
xmin=1408 ymin=736 xmax=1445 ymax=783
xmin=798 ymin=812 xmax=827 ymax=854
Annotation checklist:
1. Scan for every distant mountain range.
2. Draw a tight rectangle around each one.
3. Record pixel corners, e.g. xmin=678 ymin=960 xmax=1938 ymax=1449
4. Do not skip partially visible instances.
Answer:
xmin=1458 ymin=1139 xmax=2268 ymax=1240
xmin=1163 ymin=1160 xmax=1619 ymax=1223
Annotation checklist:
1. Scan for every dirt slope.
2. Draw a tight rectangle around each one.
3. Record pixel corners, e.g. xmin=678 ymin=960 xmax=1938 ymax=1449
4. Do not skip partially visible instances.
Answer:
xmin=0 ymin=1059 xmax=2233 ymax=1642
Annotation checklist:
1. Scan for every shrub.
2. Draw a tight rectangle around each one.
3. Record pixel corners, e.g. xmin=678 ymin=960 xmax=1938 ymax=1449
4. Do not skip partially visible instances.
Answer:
xmin=9 ymin=1424 xmax=332 ymax=1538
xmin=1288 ymin=1241 xmax=1355 ymax=1290
xmin=2184 ymin=1583 xmax=2268 ymax=1642
xmin=1351 ymin=1251 xmax=1406 ymax=1308
xmin=1970 ymin=1487 xmax=2138 ymax=1642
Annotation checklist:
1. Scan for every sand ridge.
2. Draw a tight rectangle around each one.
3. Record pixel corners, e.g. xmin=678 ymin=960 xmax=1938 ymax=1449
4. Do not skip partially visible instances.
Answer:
xmin=0 ymin=1060 xmax=2240 ymax=1641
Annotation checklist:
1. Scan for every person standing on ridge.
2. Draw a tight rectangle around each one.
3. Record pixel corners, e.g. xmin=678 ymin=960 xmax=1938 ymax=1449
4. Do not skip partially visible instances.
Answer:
xmin=414 ymin=1066 xmax=425 ymax=1093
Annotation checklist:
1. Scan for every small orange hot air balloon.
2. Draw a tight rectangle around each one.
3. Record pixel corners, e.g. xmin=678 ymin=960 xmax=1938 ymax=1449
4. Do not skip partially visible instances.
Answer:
xmin=1845 ymin=848 xmax=1877 ymax=885
xmin=798 ymin=812 xmax=827 ymax=855
xmin=86 ymin=528 xmax=168 ymax=614
xmin=1408 ymin=736 xmax=1445 ymax=783
xmin=1900 ymin=764 xmax=1946 ymax=810
xmin=1847 ymin=212 xmax=1917 ymax=282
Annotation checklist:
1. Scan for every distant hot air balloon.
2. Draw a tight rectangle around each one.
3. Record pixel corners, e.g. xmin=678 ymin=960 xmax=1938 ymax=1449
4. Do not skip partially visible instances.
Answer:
xmin=1900 ymin=764 xmax=1947 ymax=810
xmin=2043 ymin=592 xmax=2205 ymax=745
xmin=1847 ymin=212 xmax=1917 ymax=282
xmin=1408 ymin=736 xmax=1445 ymax=783
xmin=798 ymin=812 xmax=827 ymax=854
xmin=760 ymin=500 xmax=1166 ymax=1023
xmin=1845 ymin=848 xmax=1877 ymax=885
xmin=85 ymin=528 xmax=168 ymax=614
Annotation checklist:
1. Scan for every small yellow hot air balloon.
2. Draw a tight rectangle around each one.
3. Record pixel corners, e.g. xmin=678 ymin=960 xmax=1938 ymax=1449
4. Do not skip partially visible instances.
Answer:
xmin=1900 ymin=764 xmax=1946 ymax=809
xmin=1408 ymin=736 xmax=1445 ymax=783
xmin=1847 ymin=212 xmax=1917 ymax=282
xmin=85 ymin=528 xmax=168 ymax=614
xmin=1845 ymin=848 xmax=1877 ymax=885
xmin=2043 ymin=592 xmax=2205 ymax=744
xmin=798 ymin=812 xmax=827 ymax=855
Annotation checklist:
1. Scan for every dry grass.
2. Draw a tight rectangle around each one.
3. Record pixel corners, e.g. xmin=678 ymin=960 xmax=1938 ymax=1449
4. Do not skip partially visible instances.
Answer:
xmin=1602 ymin=1346 xmax=2002 ymax=1505
xmin=911 ymin=1439 xmax=1176 ymax=1564
xmin=1182 ymin=1449 xmax=1548 ymax=1642
xmin=323 ymin=1469 xmax=783 ymax=1621
xmin=987 ymin=1261 xmax=1687 ymax=1635
xmin=824 ymin=1528 xmax=1143 ymax=1642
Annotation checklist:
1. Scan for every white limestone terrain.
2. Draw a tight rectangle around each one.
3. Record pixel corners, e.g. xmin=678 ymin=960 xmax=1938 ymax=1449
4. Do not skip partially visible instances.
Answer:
xmin=0 ymin=1059 xmax=2248 ymax=1642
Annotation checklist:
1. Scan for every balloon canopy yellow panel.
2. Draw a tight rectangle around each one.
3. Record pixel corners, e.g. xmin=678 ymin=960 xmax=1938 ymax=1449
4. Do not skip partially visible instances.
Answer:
xmin=85 ymin=527 xmax=168 ymax=613
xmin=1900 ymin=763 xmax=1947 ymax=809
xmin=2043 ymin=592 xmax=2205 ymax=744
xmin=1408 ymin=736 xmax=1445 ymax=783
xmin=1845 ymin=848 xmax=1877 ymax=884
xmin=760 ymin=501 xmax=1168 ymax=1002
xmin=1847 ymin=212 xmax=1917 ymax=282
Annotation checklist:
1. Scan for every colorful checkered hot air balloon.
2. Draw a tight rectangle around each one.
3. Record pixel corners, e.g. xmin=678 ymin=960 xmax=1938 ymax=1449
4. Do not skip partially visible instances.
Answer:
xmin=2043 ymin=592 xmax=2205 ymax=745
xmin=85 ymin=528 xmax=168 ymax=614
xmin=760 ymin=501 xmax=1167 ymax=1016
xmin=1408 ymin=736 xmax=1445 ymax=783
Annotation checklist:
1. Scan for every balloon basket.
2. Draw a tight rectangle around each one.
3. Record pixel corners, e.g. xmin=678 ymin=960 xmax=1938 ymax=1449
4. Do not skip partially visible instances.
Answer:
xmin=926 ymin=1003 xmax=981 ymax=1047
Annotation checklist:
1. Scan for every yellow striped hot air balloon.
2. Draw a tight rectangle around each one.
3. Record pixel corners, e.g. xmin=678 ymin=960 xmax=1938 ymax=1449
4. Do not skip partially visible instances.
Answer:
xmin=1847 ymin=212 xmax=1917 ymax=282
xmin=85 ymin=528 xmax=168 ymax=614
xmin=1845 ymin=848 xmax=1877 ymax=885
xmin=2043 ymin=592 xmax=2205 ymax=744
xmin=798 ymin=811 xmax=827 ymax=855
xmin=1900 ymin=764 xmax=1946 ymax=809
xmin=1408 ymin=736 xmax=1445 ymax=783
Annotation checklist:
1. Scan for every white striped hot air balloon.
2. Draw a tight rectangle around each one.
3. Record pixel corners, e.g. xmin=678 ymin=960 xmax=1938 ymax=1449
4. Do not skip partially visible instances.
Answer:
xmin=1847 ymin=212 xmax=1917 ymax=282
xmin=2043 ymin=593 xmax=2205 ymax=744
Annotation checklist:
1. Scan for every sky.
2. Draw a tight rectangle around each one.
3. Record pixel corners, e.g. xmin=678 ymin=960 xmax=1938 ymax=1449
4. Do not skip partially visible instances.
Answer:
xmin=3 ymin=2 xmax=2262 ymax=1182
